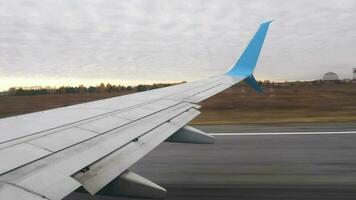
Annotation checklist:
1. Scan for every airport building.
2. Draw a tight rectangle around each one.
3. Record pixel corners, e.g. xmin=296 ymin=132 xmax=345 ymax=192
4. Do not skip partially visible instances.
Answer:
xmin=322 ymin=72 xmax=339 ymax=81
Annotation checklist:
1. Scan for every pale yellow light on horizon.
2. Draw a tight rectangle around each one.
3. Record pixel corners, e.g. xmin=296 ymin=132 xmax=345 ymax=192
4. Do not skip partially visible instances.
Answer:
xmin=0 ymin=75 xmax=291 ymax=92
xmin=0 ymin=77 xmax=185 ymax=92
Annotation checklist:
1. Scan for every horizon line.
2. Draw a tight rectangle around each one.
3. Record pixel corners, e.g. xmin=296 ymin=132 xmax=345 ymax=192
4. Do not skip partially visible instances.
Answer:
xmin=2 ymin=78 xmax=354 ymax=93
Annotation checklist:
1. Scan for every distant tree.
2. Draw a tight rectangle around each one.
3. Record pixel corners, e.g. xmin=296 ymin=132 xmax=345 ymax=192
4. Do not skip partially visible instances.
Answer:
xmin=96 ymin=83 xmax=106 ymax=93
xmin=126 ymin=86 xmax=133 ymax=91
xmin=106 ymin=83 xmax=111 ymax=92
xmin=151 ymin=84 xmax=159 ymax=89
xmin=88 ymin=86 xmax=96 ymax=93
xmin=65 ymin=87 xmax=76 ymax=94
xmin=59 ymin=87 xmax=66 ymax=94
xmin=137 ymin=84 xmax=148 ymax=92
xmin=38 ymin=89 xmax=48 ymax=95
xmin=8 ymin=87 xmax=16 ymax=95
xmin=263 ymin=80 xmax=271 ymax=87
xmin=15 ymin=88 xmax=24 ymax=96
xmin=5 ymin=81 xmax=185 ymax=96
xmin=78 ymin=85 xmax=86 ymax=93
xmin=118 ymin=85 xmax=126 ymax=92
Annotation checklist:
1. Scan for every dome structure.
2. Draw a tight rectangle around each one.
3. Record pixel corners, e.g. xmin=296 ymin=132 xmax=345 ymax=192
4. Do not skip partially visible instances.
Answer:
xmin=323 ymin=72 xmax=339 ymax=81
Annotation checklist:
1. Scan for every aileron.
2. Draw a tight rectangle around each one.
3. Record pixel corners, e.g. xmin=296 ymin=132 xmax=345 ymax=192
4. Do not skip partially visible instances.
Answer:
xmin=73 ymin=108 xmax=200 ymax=194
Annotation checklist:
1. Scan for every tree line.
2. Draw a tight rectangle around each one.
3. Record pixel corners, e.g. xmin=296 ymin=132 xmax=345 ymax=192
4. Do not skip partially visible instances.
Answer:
xmin=5 ymin=79 xmax=353 ymax=96
xmin=6 ymin=82 xmax=184 ymax=96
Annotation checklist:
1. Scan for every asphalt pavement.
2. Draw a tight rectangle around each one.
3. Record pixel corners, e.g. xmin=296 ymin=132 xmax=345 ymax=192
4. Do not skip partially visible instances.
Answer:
xmin=64 ymin=123 xmax=356 ymax=200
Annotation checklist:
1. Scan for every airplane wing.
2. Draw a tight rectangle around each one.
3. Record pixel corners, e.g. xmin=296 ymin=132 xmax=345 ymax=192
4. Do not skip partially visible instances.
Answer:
xmin=0 ymin=21 xmax=272 ymax=200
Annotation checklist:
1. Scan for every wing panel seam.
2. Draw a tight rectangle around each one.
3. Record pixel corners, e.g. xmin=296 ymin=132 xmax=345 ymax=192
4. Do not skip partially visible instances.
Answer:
xmin=0 ymin=181 xmax=49 ymax=199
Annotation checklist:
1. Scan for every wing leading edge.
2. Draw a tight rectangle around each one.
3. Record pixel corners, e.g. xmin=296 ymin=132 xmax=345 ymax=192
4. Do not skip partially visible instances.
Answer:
xmin=0 ymin=21 xmax=272 ymax=200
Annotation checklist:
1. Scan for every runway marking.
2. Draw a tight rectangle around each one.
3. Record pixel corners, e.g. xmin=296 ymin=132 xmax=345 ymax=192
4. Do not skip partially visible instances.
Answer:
xmin=209 ymin=131 xmax=356 ymax=136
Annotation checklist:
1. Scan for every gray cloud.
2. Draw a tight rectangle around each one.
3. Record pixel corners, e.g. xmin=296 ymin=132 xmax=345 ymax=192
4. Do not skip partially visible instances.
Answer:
xmin=0 ymin=0 xmax=355 ymax=87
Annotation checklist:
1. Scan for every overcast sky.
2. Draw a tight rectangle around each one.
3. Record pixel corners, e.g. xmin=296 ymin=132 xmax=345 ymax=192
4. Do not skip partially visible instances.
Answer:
xmin=0 ymin=0 xmax=355 ymax=90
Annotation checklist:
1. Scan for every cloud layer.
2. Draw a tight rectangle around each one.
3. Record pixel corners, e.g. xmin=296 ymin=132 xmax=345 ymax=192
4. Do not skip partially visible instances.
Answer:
xmin=0 ymin=0 xmax=355 ymax=89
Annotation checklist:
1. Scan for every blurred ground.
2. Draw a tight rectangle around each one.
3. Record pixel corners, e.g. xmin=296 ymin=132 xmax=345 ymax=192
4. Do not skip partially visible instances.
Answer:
xmin=64 ymin=124 xmax=356 ymax=200
xmin=194 ymin=82 xmax=356 ymax=124
xmin=196 ymin=123 xmax=356 ymax=133
xmin=0 ymin=93 xmax=122 ymax=118
xmin=1 ymin=82 xmax=356 ymax=124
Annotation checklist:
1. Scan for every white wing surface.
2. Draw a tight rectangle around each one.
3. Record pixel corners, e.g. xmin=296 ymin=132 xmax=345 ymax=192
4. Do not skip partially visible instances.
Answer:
xmin=0 ymin=21 xmax=272 ymax=199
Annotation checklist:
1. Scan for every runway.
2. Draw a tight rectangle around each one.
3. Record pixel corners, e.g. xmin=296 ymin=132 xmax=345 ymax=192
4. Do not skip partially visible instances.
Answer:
xmin=65 ymin=123 xmax=356 ymax=200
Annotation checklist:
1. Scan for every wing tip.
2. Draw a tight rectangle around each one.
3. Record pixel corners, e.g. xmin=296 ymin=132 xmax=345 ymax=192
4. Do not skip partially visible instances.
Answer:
xmin=261 ymin=20 xmax=274 ymax=26
xmin=226 ymin=20 xmax=273 ymax=78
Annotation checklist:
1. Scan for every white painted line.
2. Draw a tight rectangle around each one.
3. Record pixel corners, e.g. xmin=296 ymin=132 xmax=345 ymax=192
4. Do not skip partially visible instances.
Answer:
xmin=209 ymin=131 xmax=356 ymax=136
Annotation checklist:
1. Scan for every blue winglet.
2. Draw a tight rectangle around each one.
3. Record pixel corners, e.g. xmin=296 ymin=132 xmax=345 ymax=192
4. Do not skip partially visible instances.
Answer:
xmin=244 ymin=74 xmax=263 ymax=93
xmin=226 ymin=21 xmax=272 ymax=77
